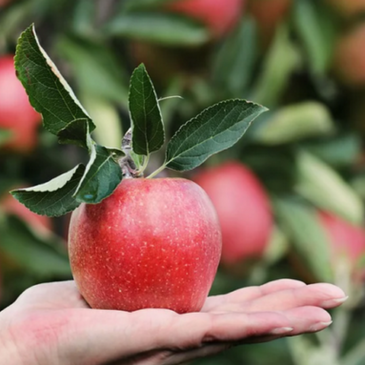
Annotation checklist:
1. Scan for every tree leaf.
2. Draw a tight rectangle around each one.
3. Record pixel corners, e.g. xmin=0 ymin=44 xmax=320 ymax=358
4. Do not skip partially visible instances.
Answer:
xmin=274 ymin=197 xmax=333 ymax=283
xmin=104 ymin=12 xmax=209 ymax=46
xmin=15 ymin=24 xmax=95 ymax=148
xmin=0 ymin=128 xmax=12 ymax=146
xmin=11 ymin=164 xmax=86 ymax=217
xmin=0 ymin=215 xmax=71 ymax=277
xmin=212 ymin=18 xmax=258 ymax=96
xmin=295 ymin=150 xmax=364 ymax=224
xmin=129 ymin=64 xmax=164 ymax=156
xmin=74 ymin=141 xmax=124 ymax=204
xmin=165 ymin=99 xmax=267 ymax=171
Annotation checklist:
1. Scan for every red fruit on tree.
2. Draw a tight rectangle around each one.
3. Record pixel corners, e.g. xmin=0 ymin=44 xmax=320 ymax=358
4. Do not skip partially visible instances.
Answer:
xmin=193 ymin=161 xmax=273 ymax=266
xmin=333 ymin=24 xmax=365 ymax=87
xmin=68 ymin=178 xmax=222 ymax=313
xmin=166 ymin=0 xmax=244 ymax=38
xmin=325 ymin=0 xmax=365 ymax=17
xmin=0 ymin=55 xmax=41 ymax=152
xmin=248 ymin=0 xmax=292 ymax=47
xmin=318 ymin=211 xmax=365 ymax=275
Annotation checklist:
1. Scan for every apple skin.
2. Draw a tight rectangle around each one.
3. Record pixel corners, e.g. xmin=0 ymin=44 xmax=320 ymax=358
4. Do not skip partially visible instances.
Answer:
xmin=166 ymin=0 xmax=244 ymax=38
xmin=318 ymin=211 xmax=365 ymax=272
xmin=333 ymin=24 xmax=365 ymax=87
xmin=193 ymin=161 xmax=273 ymax=266
xmin=68 ymin=178 xmax=222 ymax=313
xmin=0 ymin=55 xmax=41 ymax=152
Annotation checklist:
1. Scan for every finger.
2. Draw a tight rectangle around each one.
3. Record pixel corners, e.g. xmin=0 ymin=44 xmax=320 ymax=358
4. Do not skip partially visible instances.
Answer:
xmin=63 ymin=308 xmax=294 ymax=364
xmin=14 ymin=281 xmax=88 ymax=309
xmin=202 ymin=279 xmax=306 ymax=312
xmin=225 ymin=283 xmax=347 ymax=313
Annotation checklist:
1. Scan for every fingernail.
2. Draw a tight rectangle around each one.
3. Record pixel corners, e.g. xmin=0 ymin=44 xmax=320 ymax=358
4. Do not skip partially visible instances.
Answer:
xmin=309 ymin=321 xmax=333 ymax=332
xmin=321 ymin=296 xmax=349 ymax=307
xmin=269 ymin=327 xmax=294 ymax=335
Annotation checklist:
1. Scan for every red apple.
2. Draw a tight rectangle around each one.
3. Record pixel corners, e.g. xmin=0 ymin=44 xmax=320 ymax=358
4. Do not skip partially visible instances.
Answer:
xmin=248 ymin=0 xmax=292 ymax=47
xmin=68 ymin=178 xmax=222 ymax=313
xmin=318 ymin=211 xmax=365 ymax=275
xmin=0 ymin=55 xmax=41 ymax=152
xmin=325 ymin=0 xmax=365 ymax=17
xmin=333 ymin=24 xmax=365 ymax=87
xmin=193 ymin=161 xmax=273 ymax=266
xmin=166 ymin=0 xmax=244 ymax=38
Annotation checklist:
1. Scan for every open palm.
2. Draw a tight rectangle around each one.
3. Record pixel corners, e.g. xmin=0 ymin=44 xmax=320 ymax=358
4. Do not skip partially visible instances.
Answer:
xmin=0 ymin=279 xmax=346 ymax=365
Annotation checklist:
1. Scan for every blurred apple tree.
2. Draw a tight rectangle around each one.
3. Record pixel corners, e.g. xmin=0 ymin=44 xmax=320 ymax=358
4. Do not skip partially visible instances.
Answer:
xmin=1 ymin=0 xmax=365 ymax=364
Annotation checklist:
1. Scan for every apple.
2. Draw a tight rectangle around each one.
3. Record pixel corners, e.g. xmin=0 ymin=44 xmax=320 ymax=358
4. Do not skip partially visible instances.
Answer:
xmin=332 ymin=24 xmax=365 ymax=87
xmin=248 ymin=0 xmax=292 ymax=47
xmin=318 ymin=211 xmax=365 ymax=276
xmin=165 ymin=0 xmax=244 ymax=38
xmin=0 ymin=55 xmax=41 ymax=152
xmin=68 ymin=177 xmax=222 ymax=313
xmin=193 ymin=161 xmax=273 ymax=266
xmin=325 ymin=0 xmax=365 ymax=17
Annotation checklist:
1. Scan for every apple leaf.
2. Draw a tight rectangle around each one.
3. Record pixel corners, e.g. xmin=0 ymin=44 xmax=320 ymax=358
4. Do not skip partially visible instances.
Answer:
xmin=74 ymin=142 xmax=124 ymax=204
xmin=0 ymin=216 xmax=71 ymax=277
xmin=104 ymin=12 xmax=209 ymax=46
xmin=0 ymin=128 xmax=12 ymax=146
xmin=15 ymin=24 xmax=95 ymax=149
xmin=11 ymin=165 xmax=86 ymax=217
xmin=129 ymin=64 xmax=164 ymax=156
xmin=274 ymin=197 xmax=333 ymax=283
xmin=165 ymin=99 xmax=268 ymax=171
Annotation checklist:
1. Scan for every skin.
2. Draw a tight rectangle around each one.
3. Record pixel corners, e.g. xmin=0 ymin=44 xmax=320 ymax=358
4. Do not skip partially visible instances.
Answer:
xmin=69 ymin=178 xmax=222 ymax=313
xmin=0 ymin=279 xmax=347 ymax=365
xmin=193 ymin=162 xmax=273 ymax=265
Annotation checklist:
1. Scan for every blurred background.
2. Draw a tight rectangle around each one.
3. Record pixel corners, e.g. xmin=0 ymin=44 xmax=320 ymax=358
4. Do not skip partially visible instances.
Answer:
xmin=1 ymin=0 xmax=365 ymax=364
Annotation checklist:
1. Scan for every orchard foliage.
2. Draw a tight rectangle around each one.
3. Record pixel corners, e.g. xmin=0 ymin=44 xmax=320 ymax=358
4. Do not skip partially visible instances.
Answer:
xmin=1 ymin=1 xmax=365 ymax=364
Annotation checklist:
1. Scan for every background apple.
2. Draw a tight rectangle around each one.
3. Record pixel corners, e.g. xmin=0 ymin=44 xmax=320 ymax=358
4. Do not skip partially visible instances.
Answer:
xmin=68 ymin=178 xmax=222 ymax=313
xmin=0 ymin=55 xmax=41 ymax=152
xmin=193 ymin=161 xmax=273 ymax=266
xmin=166 ymin=0 xmax=244 ymax=38
xmin=332 ymin=23 xmax=365 ymax=87
xmin=248 ymin=0 xmax=292 ymax=47
xmin=318 ymin=210 xmax=365 ymax=278
xmin=325 ymin=0 xmax=365 ymax=17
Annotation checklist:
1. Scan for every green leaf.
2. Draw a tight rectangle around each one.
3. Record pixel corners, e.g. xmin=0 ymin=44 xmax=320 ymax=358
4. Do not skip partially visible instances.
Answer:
xmin=56 ymin=35 xmax=129 ymax=108
xmin=74 ymin=142 xmax=124 ymax=204
xmin=253 ymin=102 xmax=335 ymax=145
xmin=123 ymin=0 xmax=175 ymax=11
xmin=0 ymin=128 xmax=12 ymax=146
xmin=293 ymin=0 xmax=337 ymax=75
xmin=11 ymin=164 xmax=86 ymax=217
xmin=212 ymin=18 xmax=258 ymax=96
xmin=0 ymin=215 xmax=71 ymax=277
xmin=15 ymin=24 xmax=95 ymax=148
xmin=129 ymin=64 xmax=164 ymax=156
xmin=104 ymin=12 xmax=209 ymax=46
xmin=295 ymin=150 xmax=364 ymax=224
xmin=274 ymin=197 xmax=333 ymax=283
xmin=252 ymin=25 xmax=300 ymax=108
xmin=165 ymin=99 xmax=267 ymax=171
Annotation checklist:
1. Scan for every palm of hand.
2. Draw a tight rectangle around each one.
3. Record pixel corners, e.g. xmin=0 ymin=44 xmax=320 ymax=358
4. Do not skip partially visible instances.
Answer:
xmin=0 ymin=279 xmax=346 ymax=365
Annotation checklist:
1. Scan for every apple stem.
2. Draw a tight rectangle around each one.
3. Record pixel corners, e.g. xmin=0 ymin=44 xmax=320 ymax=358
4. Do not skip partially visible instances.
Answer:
xmin=146 ymin=164 xmax=167 ymax=179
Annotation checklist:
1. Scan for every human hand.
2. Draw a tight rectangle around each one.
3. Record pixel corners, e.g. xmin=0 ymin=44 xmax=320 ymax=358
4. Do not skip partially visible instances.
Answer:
xmin=0 ymin=279 xmax=347 ymax=365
